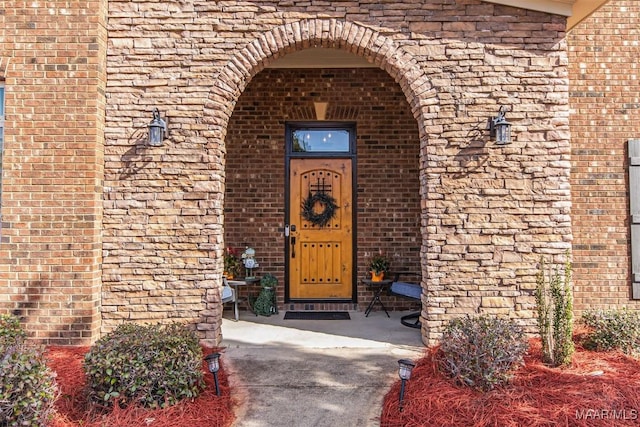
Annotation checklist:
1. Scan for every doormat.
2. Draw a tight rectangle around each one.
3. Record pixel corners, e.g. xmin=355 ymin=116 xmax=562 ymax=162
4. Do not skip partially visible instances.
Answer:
xmin=284 ymin=311 xmax=350 ymax=320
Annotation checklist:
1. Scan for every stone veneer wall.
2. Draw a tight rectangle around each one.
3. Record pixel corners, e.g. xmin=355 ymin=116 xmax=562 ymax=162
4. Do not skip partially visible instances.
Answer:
xmin=0 ymin=0 xmax=573 ymax=346
xmin=0 ymin=1 xmax=107 ymax=345
xmin=103 ymin=0 xmax=571 ymax=346
xmin=568 ymin=0 xmax=640 ymax=312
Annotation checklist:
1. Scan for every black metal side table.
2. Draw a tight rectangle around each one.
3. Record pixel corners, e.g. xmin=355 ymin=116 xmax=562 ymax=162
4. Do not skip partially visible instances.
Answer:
xmin=363 ymin=279 xmax=392 ymax=317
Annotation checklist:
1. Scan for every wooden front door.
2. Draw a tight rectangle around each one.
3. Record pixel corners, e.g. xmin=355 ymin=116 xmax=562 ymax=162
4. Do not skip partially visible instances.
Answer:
xmin=288 ymin=158 xmax=353 ymax=300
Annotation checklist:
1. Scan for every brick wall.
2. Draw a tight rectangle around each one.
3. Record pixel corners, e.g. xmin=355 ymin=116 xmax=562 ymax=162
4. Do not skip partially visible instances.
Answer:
xmin=0 ymin=1 xmax=107 ymax=344
xmin=568 ymin=0 xmax=640 ymax=311
xmin=224 ymin=68 xmax=422 ymax=312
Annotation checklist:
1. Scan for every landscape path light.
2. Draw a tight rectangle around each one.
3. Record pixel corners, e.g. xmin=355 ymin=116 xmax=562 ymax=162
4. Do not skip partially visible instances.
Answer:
xmin=398 ymin=358 xmax=415 ymax=411
xmin=205 ymin=352 xmax=221 ymax=396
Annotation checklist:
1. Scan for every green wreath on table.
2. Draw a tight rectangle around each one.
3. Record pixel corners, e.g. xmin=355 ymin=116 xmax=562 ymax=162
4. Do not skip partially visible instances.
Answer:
xmin=301 ymin=191 xmax=339 ymax=227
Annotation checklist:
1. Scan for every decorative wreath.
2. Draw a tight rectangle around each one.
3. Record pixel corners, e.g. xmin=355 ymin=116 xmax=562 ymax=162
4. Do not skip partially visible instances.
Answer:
xmin=301 ymin=192 xmax=339 ymax=227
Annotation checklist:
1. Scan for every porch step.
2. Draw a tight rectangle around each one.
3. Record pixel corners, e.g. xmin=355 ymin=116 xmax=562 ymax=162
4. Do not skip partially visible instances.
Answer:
xmin=285 ymin=302 xmax=359 ymax=313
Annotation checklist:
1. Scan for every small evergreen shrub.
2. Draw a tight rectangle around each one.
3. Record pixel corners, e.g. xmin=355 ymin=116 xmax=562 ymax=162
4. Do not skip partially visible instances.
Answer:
xmin=438 ymin=315 xmax=528 ymax=391
xmin=0 ymin=314 xmax=58 ymax=427
xmin=83 ymin=322 xmax=205 ymax=409
xmin=534 ymin=256 xmax=574 ymax=367
xmin=581 ymin=308 xmax=640 ymax=355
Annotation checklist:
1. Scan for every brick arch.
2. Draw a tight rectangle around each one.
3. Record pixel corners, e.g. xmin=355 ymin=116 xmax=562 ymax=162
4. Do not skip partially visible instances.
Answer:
xmin=203 ymin=18 xmax=434 ymax=346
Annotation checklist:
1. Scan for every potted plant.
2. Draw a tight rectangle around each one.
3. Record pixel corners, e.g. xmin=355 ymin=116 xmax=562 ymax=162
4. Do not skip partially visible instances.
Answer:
xmin=369 ymin=252 xmax=391 ymax=282
xmin=224 ymin=247 xmax=241 ymax=279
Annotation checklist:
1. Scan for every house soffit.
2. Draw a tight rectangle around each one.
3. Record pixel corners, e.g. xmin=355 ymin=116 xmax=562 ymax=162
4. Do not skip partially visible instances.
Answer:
xmin=482 ymin=0 xmax=609 ymax=29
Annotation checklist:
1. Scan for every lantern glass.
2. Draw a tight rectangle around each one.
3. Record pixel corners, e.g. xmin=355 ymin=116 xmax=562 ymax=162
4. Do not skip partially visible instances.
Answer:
xmin=494 ymin=119 xmax=511 ymax=145
xmin=205 ymin=353 xmax=220 ymax=373
xmin=148 ymin=124 xmax=164 ymax=146
xmin=398 ymin=359 xmax=415 ymax=381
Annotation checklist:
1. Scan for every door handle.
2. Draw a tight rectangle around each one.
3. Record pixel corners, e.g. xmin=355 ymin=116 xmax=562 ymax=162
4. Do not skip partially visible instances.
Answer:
xmin=291 ymin=236 xmax=296 ymax=258
xmin=288 ymin=225 xmax=297 ymax=258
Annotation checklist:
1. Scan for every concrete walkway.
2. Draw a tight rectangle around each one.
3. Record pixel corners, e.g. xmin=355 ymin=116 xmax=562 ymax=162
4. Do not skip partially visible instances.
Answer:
xmin=220 ymin=310 xmax=425 ymax=427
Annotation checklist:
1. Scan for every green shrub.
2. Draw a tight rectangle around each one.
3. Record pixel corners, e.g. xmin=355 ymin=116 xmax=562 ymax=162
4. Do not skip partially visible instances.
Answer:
xmin=0 ymin=315 xmax=58 ymax=427
xmin=0 ymin=314 xmax=26 ymax=347
xmin=83 ymin=322 xmax=205 ymax=409
xmin=438 ymin=315 xmax=528 ymax=391
xmin=534 ymin=256 xmax=574 ymax=367
xmin=581 ymin=308 xmax=640 ymax=355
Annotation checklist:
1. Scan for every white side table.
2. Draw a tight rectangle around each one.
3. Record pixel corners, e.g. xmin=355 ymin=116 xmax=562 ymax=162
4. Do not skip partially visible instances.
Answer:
xmin=227 ymin=278 xmax=259 ymax=320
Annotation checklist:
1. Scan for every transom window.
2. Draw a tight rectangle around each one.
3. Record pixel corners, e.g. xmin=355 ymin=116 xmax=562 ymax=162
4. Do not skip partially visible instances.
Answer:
xmin=287 ymin=123 xmax=356 ymax=156
xmin=292 ymin=129 xmax=350 ymax=152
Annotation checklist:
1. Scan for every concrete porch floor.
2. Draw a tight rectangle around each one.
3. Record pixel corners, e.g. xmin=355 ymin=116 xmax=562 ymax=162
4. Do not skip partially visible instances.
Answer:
xmin=220 ymin=308 xmax=426 ymax=426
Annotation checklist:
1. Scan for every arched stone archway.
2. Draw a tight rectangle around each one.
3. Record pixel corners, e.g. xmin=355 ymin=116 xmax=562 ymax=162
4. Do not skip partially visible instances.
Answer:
xmin=203 ymin=18 xmax=435 ymax=346
xmin=205 ymin=19 xmax=435 ymax=128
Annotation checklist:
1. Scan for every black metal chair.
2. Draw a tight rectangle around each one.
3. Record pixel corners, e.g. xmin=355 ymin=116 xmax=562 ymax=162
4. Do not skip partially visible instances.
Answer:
xmin=388 ymin=273 xmax=422 ymax=329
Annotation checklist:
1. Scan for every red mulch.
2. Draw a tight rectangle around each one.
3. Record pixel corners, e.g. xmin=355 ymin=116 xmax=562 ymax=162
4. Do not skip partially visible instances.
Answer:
xmin=45 ymin=346 xmax=235 ymax=427
xmin=381 ymin=339 xmax=640 ymax=427
xmin=45 ymin=337 xmax=640 ymax=427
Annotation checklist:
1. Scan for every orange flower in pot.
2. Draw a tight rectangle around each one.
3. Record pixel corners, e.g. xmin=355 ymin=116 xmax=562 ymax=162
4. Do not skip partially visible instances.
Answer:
xmin=369 ymin=252 xmax=390 ymax=282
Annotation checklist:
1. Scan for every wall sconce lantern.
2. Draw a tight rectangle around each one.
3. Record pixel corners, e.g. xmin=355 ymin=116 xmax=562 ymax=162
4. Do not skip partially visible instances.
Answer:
xmin=148 ymin=107 xmax=167 ymax=146
xmin=205 ymin=353 xmax=221 ymax=396
xmin=487 ymin=106 xmax=512 ymax=145
xmin=397 ymin=359 xmax=415 ymax=411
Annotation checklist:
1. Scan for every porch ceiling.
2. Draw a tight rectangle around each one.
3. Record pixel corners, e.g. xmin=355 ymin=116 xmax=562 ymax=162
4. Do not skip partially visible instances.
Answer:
xmin=266 ymin=48 xmax=375 ymax=69
xmin=482 ymin=0 xmax=609 ymax=29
